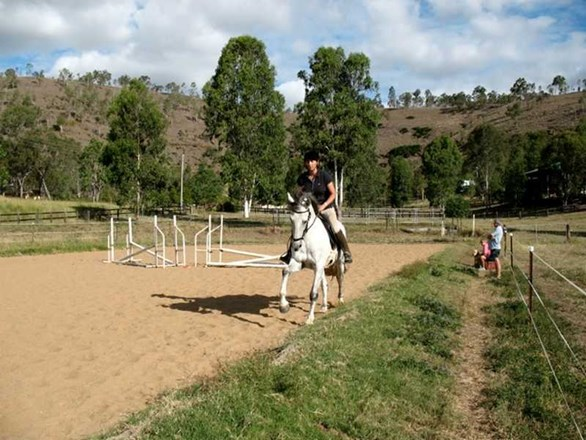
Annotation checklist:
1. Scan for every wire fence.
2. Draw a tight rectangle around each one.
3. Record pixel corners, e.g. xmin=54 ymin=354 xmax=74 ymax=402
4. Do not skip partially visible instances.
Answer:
xmin=504 ymin=231 xmax=586 ymax=439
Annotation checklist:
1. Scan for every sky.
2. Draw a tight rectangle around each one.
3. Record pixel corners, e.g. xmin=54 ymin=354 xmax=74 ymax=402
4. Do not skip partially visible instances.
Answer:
xmin=0 ymin=0 xmax=584 ymax=109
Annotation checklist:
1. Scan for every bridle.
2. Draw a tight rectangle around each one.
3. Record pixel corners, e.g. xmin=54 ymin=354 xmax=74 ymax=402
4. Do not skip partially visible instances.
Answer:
xmin=290 ymin=203 xmax=318 ymax=243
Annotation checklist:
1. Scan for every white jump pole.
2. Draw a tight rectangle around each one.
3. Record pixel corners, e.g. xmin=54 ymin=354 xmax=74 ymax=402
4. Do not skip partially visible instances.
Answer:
xmin=203 ymin=214 xmax=286 ymax=269
xmin=106 ymin=217 xmax=115 ymax=262
xmin=194 ymin=223 xmax=209 ymax=267
xmin=173 ymin=215 xmax=186 ymax=266
xmin=127 ymin=217 xmax=133 ymax=260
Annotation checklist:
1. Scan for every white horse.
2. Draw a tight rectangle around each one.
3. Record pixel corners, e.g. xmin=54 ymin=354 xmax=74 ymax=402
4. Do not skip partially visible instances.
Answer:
xmin=279 ymin=192 xmax=346 ymax=324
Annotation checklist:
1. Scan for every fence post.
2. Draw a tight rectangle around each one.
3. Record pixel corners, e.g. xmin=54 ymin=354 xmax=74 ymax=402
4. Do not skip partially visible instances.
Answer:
xmin=509 ymin=233 xmax=514 ymax=267
xmin=566 ymin=224 xmax=571 ymax=242
xmin=528 ymin=246 xmax=534 ymax=313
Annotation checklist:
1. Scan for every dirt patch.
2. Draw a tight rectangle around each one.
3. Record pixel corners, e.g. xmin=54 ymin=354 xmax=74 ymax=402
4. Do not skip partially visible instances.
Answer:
xmin=449 ymin=276 xmax=501 ymax=439
xmin=0 ymin=243 xmax=444 ymax=440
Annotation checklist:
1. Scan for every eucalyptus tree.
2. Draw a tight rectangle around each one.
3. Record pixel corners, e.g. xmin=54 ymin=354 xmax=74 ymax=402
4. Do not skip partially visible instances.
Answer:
xmin=542 ymin=129 xmax=586 ymax=205
xmin=462 ymin=124 xmax=507 ymax=206
xmin=387 ymin=86 xmax=397 ymax=108
xmin=79 ymin=139 xmax=107 ymax=202
xmin=551 ymin=75 xmax=568 ymax=95
xmin=203 ymin=35 xmax=287 ymax=217
xmin=510 ymin=77 xmax=532 ymax=98
xmin=389 ymin=156 xmax=413 ymax=207
xmin=422 ymin=135 xmax=463 ymax=208
xmin=292 ymin=46 xmax=381 ymax=207
xmin=187 ymin=163 xmax=224 ymax=208
xmin=30 ymin=133 xmax=80 ymax=199
xmin=0 ymin=94 xmax=42 ymax=196
xmin=102 ymin=78 xmax=168 ymax=213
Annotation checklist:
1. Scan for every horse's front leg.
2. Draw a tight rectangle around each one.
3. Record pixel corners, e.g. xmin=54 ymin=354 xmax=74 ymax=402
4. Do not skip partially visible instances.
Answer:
xmin=279 ymin=259 xmax=302 ymax=313
xmin=306 ymin=266 xmax=325 ymax=325
xmin=337 ymin=259 xmax=345 ymax=305
xmin=320 ymin=275 xmax=329 ymax=313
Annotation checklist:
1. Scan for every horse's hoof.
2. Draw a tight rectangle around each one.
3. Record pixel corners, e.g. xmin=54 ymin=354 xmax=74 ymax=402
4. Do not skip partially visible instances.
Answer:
xmin=320 ymin=306 xmax=328 ymax=313
xmin=305 ymin=318 xmax=314 ymax=325
xmin=279 ymin=304 xmax=290 ymax=314
xmin=338 ymin=298 xmax=345 ymax=304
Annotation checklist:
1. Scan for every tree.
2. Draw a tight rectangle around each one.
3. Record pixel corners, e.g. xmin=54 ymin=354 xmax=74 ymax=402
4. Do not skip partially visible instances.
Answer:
xmin=472 ymin=85 xmax=487 ymax=106
xmin=203 ymin=35 xmax=287 ymax=217
xmin=551 ymin=75 xmax=568 ymax=95
xmin=542 ymin=130 xmax=586 ymax=205
xmin=444 ymin=195 xmax=470 ymax=219
xmin=399 ymin=91 xmax=412 ymax=108
xmin=422 ymin=135 xmax=463 ymax=208
xmin=0 ymin=95 xmax=42 ymax=197
xmin=79 ymin=139 xmax=107 ymax=202
xmin=389 ymin=156 xmax=412 ymax=207
xmin=187 ymin=163 xmax=224 ymax=208
xmin=387 ymin=86 xmax=397 ymax=108
xmin=292 ymin=46 xmax=381 ymax=207
xmin=462 ymin=124 xmax=507 ymax=205
xmin=3 ymin=68 xmax=18 ymax=89
xmin=0 ymin=140 xmax=9 ymax=193
xmin=502 ymin=137 xmax=528 ymax=206
xmin=424 ymin=89 xmax=435 ymax=107
xmin=102 ymin=78 xmax=168 ymax=213
xmin=29 ymin=133 xmax=80 ymax=199
xmin=412 ymin=89 xmax=423 ymax=107
xmin=510 ymin=77 xmax=531 ymax=98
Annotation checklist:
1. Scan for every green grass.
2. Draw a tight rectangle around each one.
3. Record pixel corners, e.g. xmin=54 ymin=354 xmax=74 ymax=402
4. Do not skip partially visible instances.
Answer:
xmin=92 ymin=249 xmax=468 ymax=440
xmin=482 ymin=264 xmax=586 ymax=439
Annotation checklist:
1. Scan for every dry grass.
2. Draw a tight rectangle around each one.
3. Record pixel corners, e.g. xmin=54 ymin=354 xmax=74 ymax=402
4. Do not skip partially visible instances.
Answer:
xmin=5 ymin=77 xmax=585 ymax=170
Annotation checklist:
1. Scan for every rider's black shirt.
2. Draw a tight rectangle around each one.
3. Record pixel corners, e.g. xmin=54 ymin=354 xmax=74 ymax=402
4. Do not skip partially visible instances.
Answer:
xmin=297 ymin=169 xmax=333 ymax=207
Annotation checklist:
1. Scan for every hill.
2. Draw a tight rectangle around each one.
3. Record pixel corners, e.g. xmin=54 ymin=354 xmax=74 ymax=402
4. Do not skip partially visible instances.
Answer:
xmin=2 ymin=77 xmax=585 ymax=169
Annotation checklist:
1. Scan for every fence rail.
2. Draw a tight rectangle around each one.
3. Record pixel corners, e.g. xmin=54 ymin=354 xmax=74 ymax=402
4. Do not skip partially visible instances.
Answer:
xmin=0 ymin=207 xmax=133 ymax=224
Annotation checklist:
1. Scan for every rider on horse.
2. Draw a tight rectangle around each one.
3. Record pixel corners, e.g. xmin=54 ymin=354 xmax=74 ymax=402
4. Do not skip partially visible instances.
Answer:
xmin=280 ymin=150 xmax=353 ymax=264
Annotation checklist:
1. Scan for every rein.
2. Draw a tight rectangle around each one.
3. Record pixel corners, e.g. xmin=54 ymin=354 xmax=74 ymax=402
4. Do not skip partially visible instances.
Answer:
xmin=291 ymin=206 xmax=319 ymax=242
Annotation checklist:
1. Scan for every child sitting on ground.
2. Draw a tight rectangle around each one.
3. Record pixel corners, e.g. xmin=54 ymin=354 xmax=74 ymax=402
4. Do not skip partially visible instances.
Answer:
xmin=474 ymin=239 xmax=490 ymax=269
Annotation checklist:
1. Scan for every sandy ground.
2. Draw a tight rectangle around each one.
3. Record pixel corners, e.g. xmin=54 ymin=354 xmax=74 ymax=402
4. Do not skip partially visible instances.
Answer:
xmin=0 ymin=243 xmax=444 ymax=440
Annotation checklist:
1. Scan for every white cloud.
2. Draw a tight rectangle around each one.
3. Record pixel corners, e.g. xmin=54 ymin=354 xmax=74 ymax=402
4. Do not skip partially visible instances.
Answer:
xmin=0 ymin=1 xmax=135 ymax=53
xmin=276 ymin=79 xmax=305 ymax=110
xmin=0 ymin=0 xmax=583 ymax=103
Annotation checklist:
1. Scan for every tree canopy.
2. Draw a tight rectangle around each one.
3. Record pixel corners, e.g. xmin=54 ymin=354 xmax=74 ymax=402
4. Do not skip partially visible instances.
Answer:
xmin=293 ymin=46 xmax=381 ymax=207
xmin=203 ymin=35 xmax=287 ymax=217
xmin=422 ymin=135 xmax=463 ymax=208
xmin=102 ymin=78 xmax=168 ymax=213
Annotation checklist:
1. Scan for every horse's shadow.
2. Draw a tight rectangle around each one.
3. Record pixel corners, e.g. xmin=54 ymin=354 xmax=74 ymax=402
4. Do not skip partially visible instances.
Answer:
xmin=152 ymin=293 xmax=306 ymax=327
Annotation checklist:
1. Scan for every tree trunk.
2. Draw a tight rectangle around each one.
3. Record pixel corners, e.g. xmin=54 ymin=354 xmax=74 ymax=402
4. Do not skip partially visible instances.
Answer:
xmin=243 ymin=196 xmax=252 ymax=218
xmin=136 ymin=152 xmax=141 ymax=216
xmin=41 ymin=177 xmax=52 ymax=200
xmin=339 ymin=167 xmax=345 ymax=209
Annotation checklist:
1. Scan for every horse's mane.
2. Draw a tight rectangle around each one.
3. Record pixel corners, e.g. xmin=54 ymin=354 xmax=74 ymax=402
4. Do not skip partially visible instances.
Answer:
xmin=292 ymin=191 xmax=319 ymax=213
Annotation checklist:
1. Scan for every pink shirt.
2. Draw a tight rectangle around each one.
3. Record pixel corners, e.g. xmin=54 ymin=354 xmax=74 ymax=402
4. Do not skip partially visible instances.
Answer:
xmin=482 ymin=242 xmax=490 ymax=257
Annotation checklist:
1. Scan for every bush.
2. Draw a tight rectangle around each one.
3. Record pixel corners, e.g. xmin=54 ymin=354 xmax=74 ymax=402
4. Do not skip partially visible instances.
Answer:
xmin=445 ymin=195 xmax=470 ymax=218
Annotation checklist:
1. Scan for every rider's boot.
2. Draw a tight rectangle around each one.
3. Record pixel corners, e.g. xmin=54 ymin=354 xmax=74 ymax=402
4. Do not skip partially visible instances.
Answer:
xmin=335 ymin=231 xmax=353 ymax=263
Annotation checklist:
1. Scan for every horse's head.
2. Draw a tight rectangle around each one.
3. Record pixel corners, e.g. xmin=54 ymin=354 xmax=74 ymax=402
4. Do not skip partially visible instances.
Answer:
xmin=287 ymin=192 xmax=318 ymax=252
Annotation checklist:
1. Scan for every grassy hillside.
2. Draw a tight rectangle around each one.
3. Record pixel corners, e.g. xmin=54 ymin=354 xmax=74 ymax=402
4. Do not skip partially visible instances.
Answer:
xmin=2 ymin=77 xmax=585 ymax=170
